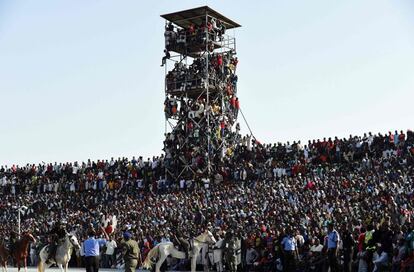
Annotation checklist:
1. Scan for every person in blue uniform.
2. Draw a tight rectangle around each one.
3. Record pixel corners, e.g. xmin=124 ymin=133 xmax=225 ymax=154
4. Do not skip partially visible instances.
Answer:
xmin=83 ymin=227 xmax=109 ymax=272
xmin=281 ymin=227 xmax=298 ymax=272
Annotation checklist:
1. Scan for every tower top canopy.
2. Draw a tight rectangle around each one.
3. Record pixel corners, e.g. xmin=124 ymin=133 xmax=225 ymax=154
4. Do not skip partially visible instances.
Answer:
xmin=161 ymin=6 xmax=241 ymax=29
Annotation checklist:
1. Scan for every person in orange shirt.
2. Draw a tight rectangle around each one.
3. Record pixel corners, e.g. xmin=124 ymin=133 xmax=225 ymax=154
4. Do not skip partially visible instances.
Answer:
xmin=108 ymin=180 xmax=114 ymax=190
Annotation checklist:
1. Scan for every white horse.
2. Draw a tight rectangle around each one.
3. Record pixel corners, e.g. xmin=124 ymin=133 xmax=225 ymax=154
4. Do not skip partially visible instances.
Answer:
xmin=143 ymin=231 xmax=217 ymax=272
xmin=191 ymin=231 xmax=217 ymax=272
xmin=37 ymin=233 xmax=81 ymax=272
xmin=142 ymin=242 xmax=186 ymax=272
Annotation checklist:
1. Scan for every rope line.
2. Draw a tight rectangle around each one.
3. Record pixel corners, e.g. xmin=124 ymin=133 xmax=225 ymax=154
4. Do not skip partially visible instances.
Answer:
xmin=239 ymin=107 xmax=257 ymax=142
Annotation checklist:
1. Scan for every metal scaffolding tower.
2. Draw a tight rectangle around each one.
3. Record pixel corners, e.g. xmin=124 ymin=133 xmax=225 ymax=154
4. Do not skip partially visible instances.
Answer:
xmin=161 ymin=6 xmax=241 ymax=182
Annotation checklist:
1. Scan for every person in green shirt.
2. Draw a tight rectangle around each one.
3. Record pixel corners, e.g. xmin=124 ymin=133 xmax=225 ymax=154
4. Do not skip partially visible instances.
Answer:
xmin=120 ymin=232 xmax=140 ymax=272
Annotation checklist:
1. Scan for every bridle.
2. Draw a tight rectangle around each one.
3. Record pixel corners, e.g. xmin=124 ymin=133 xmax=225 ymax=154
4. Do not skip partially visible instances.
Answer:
xmin=194 ymin=233 xmax=216 ymax=245
xmin=67 ymin=234 xmax=80 ymax=249
xmin=22 ymin=233 xmax=36 ymax=244
xmin=194 ymin=238 xmax=209 ymax=244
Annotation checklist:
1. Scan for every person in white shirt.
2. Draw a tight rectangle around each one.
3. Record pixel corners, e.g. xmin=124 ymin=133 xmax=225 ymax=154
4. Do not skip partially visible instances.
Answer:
xmin=308 ymin=237 xmax=324 ymax=271
xmin=103 ymin=237 xmax=117 ymax=268
xmin=72 ymin=162 xmax=79 ymax=176
xmin=295 ymin=230 xmax=305 ymax=248
xmin=202 ymin=177 xmax=210 ymax=189
xmin=179 ymin=179 xmax=186 ymax=190
xmin=209 ymin=235 xmax=225 ymax=272
xmin=310 ymin=237 xmax=324 ymax=253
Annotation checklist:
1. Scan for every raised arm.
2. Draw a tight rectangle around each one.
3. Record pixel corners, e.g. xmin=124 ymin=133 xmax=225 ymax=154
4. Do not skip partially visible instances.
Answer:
xmin=101 ymin=226 xmax=109 ymax=240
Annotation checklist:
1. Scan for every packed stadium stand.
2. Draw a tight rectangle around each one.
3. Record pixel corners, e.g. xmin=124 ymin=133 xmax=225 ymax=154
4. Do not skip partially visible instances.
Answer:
xmin=1 ymin=129 xmax=413 ymax=271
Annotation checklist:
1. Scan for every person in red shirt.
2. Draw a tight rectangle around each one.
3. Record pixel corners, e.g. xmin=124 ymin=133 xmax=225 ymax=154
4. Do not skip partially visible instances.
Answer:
xmin=226 ymin=83 xmax=233 ymax=95
xmin=186 ymin=121 xmax=193 ymax=132
xmin=208 ymin=22 xmax=213 ymax=32
xmin=232 ymin=57 xmax=239 ymax=69
xmin=388 ymin=131 xmax=394 ymax=144
xmin=399 ymin=130 xmax=406 ymax=144
xmin=230 ymin=96 xmax=236 ymax=108
xmin=217 ymin=54 xmax=223 ymax=67
xmin=357 ymin=227 xmax=366 ymax=252
xmin=220 ymin=120 xmax=225 ymax=137
xmin=105 ymin=222 xmax=114 ymax=235
xmin=188 ymin=24 xmax=195 ymax=35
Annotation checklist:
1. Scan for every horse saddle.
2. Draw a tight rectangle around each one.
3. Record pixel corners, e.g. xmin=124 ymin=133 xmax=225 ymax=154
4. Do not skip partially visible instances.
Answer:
xmin=46 ymin=242 xmax=61 ymax=264
xmin=177 ymin=238 xmax=192 ymax=259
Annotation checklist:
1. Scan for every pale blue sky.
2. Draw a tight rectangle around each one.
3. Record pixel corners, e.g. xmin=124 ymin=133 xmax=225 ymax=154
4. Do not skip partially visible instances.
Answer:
xmin=0 ymin=0 xmax=413 ymax=166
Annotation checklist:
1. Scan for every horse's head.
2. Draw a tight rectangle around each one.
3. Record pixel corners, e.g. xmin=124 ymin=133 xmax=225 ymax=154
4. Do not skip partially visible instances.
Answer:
xmin=22 ymin=232 xmax=36 ymax=243
xmin=67 ymin=234 xmax=81 ymax=250
xmin=197 ymin=230 xmax=217 ymax=245
xmin=206 ymin=230 xmax=217 ymax=244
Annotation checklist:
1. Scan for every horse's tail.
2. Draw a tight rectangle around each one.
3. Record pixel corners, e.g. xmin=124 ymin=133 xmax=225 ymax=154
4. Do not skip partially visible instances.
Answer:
xmin=142 ymin=245 xmax=159 ymax=269
xmin=37 ymin=247 xmax=47 ymax=272
xmin=37 ymin=259 xmax=44 ymax=272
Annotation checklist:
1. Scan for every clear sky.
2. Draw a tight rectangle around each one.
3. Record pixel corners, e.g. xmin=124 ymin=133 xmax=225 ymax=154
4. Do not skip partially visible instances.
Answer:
xmin=0 ymin=0 xmax=413 ymax=166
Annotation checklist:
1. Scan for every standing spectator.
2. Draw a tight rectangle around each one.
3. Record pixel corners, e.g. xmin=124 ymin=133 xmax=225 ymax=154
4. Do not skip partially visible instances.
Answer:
xmin=341 ymin=225 xmax=354 ymax=272
xmin=245 ymin=244 xmax=259 ymax=271
xmin=161 ymin=49 xmax=170 ymax=67
xmin=373 ymin=244 xmax=389 ymax=272
xmin=30 ymin=243 xmax=37 ymax=266
xmin=103 ymin=235 xmax=117 ymax=268
xmin=392 ymin=239 xmax=407 ymax=272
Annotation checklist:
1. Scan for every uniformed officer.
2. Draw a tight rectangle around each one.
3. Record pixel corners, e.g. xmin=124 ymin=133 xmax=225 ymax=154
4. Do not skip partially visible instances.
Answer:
xmin=326 ymin=222 xmax=340 ymax=272
xmin=120 ymin=232 xmax=140 ymax=272
xmin=281 ymin=228 xmax=298 ymax=272
xmin=223 ymin=229 xmax=237 ymax=271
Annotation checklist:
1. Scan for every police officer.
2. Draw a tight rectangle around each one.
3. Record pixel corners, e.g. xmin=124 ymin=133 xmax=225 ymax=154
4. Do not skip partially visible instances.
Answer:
xmin=326 ymin=222 xmax=340 ymax=272
xmin=222 ymin=229 xmax=238 ymax=271
xmin=120 ymin=232 xmax=140 ymax=272
xmin=83 ymin=227 xmax=109 ymax=272
xmin=281 ymin=227 xmax=298 ymax=272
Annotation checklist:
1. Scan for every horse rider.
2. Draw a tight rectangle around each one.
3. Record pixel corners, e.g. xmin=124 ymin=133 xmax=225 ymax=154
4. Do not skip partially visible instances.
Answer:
xmin=173 ymin=229 xmax=190 ymax=258
xmin=8 ymin=229 xmax=18 ymax=254
xmin=47 ymin=221 xmax=67 ymax=263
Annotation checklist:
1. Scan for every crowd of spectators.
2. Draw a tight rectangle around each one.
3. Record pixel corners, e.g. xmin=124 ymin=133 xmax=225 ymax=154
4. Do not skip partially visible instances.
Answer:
xmin=0 ymin=129 xmax=414 ymax=271
xmin=164 ymin=18 xmax=227 ymax=55
xmin=165 ymin=51 xmax=238 ymax=94
xmin=163 ymin=17 xmax=240 ymax=182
